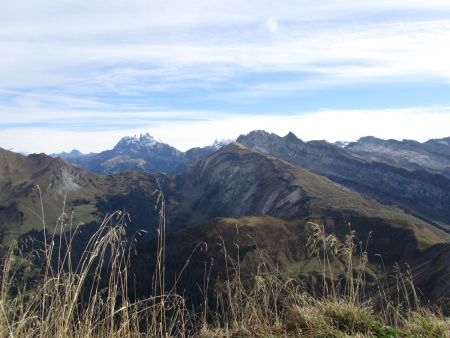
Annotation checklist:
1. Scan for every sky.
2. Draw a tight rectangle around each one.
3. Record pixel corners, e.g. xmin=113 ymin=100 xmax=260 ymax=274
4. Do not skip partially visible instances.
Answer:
xmin=0 ymin=0 xmax=450 ymax=153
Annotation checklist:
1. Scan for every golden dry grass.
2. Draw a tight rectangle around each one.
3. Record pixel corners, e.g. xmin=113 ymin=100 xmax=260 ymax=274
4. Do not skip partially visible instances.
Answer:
xmin=0 ymin=196 xmax=448 ymax=337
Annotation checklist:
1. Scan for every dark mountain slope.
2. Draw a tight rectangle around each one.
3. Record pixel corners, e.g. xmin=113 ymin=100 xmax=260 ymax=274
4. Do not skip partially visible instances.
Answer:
xmin=0 ymin=148 xmax=185 ymax=243
xmin=131 ymin=215 xmax=450 ymax=305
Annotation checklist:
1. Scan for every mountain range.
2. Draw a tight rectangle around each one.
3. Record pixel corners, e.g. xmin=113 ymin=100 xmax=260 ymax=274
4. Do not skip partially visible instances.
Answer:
xmin=237 ymin=131 xmax=450 ymax=230
xmin=52 ymin=133 xmax=231 ymax=174
xmin=55 ymin=130 xmax=450 ymax=229
xmin=1 ymin=131 xmax=450 ymax=303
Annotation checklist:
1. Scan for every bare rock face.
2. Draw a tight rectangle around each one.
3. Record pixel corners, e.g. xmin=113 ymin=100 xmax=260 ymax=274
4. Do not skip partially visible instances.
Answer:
xmin=237 ymin=131 xmax=450 ymax=229
xmin=346 ymin=136 xmax=450 ymax=178
xmin=182 ymin=143 xmax=310 ymax=220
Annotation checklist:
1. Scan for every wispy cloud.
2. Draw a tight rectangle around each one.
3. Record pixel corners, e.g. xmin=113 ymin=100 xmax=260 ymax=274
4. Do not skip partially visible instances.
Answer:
xmin=1 ymin=1 xmax=450 ymax=152
xmin=1 ymin=2 xmax=450 ymax=93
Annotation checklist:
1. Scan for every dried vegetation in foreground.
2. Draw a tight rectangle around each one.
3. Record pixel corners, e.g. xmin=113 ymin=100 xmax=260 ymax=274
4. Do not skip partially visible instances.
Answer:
xmin=0 ymin=193 xmax=448 ymax=337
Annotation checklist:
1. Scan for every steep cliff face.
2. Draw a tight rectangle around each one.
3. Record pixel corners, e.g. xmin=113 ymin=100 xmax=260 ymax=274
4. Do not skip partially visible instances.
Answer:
xmin=346 ymin=136 xmax=450 ymax=178
xmin=237 ymin=131 xmax=450 ymax=229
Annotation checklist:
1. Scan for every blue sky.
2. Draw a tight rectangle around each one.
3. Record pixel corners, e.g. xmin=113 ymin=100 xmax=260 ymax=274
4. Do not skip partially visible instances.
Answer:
xmin=0 ymin=0 xmax=450 ymax=153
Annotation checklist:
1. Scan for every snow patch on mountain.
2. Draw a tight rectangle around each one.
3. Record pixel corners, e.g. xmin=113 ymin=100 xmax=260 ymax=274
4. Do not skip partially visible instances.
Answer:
xmin=211 ymin=139 xmax=232 ymax=150
xmin=334 ymin=141 xmax=351 ymax=148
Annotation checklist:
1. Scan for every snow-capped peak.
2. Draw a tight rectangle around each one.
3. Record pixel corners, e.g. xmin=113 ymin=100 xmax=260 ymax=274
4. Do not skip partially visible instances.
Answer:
xmin=120 ymin=135 xmax=138 ymax=144
xmin=116 ymin=133 xmax=163 ymax=149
